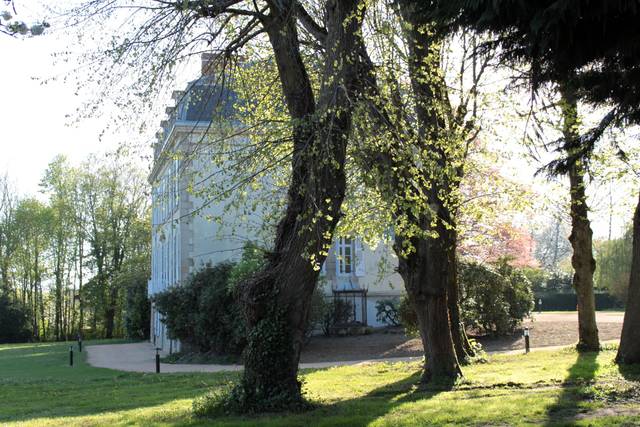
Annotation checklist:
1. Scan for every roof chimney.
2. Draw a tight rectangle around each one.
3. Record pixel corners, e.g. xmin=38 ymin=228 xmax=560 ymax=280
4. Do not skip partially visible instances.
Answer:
xmin=201 ymin=53 xmax=219 ymax=77
xmin=201 ymin=52 xmax=246 ymax=77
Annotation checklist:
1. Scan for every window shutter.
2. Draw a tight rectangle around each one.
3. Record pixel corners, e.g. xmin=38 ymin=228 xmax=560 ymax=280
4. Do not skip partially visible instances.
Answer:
xmin=355 ymin=238 xmax=365 ymax=276
xmin=335 ymin=239 xmax=341 ymax=276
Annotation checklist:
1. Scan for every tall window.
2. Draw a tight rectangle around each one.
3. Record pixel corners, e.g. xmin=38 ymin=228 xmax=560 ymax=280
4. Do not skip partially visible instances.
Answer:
xmin=337 ymin=237 xmax=353 ymax=275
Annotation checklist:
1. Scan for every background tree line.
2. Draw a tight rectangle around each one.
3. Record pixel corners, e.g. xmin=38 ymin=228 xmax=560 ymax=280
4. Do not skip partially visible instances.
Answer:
xmin=0 ymin=153 xmax=150 ymax=343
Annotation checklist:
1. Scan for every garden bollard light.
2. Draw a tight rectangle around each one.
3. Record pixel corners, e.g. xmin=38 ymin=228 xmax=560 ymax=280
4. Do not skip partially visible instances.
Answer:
xmin=78 ymin=338 xmax=82 ymax=353
xmin=69 ymin=346 xmax=74 ymax=367
xmin=155 ymin=348 xmax=161 ymax=374
xmin=524 ymin=327 xmax=530 ymax=354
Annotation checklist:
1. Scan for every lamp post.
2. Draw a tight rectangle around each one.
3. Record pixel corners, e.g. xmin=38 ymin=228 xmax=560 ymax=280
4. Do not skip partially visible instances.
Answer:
xmin=524 ymin=327 xmax=530 ymax=354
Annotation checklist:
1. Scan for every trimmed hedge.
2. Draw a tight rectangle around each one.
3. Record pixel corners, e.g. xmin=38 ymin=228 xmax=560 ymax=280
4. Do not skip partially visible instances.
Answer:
xmin=534 ymin=292 xmax=624 ymax=311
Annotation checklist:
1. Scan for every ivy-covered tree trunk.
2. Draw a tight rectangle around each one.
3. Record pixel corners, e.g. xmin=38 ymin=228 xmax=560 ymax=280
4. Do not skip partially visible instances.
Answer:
xmin=617 ymin=191 xmax=640 ymax=364
xmin=235 ymin=0 xmax=365 ymax=412
xmin=560 ymin=83 xmax=600 ymax=351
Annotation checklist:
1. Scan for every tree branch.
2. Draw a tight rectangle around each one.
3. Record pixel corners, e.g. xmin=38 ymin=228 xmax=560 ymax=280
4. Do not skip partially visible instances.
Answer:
xmin=295 ymin=2 xmax=327 ymax=45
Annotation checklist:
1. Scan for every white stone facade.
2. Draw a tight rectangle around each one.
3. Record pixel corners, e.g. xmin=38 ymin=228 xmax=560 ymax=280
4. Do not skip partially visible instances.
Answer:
xmin=148 ymin=66 xmax=404 ymax=353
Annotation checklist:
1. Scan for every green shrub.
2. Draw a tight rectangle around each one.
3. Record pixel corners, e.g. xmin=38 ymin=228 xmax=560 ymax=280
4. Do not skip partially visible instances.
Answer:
xmin=306 ymin=285 xmax=329 ymax=337
xmin=521 ymin=267 xmax=548 ymax=293
xmin=193 ymin=385 xmax=235 ymax=417
xmin=497 ymin=261 xmax=535 ymax=326
xmin=316 ymin=297 xmax=354 ymax=335
xmin=155 ymin=276 xmax=199 ymax=348
xmin=228 ymin=242 xmax=265 ymax=291
xmin=375 ymin=298 xmax=400 ymax=326
xmin=534 ymin=292 xmax=623 ymax=311
xmin=155 ymin=262 xmax=246 ymax=355
xmin=545 ymin=272 xmax=573 ymax=293
xmin=119 ymin=260 xmax=151 ymax=340
xmin=196 ymin=263 xmax=247 ymax=355
xmin=398 ymin=261 xmax=534 ymax=337
xmin=0 ymin=294 xmax=31 ymax=343
xmin=305 ymin=285 xmax=359 ymax=337
xmin=330 ymin=298 xmax=354 ymax=324
xmin=193 ymin=373 xmax=312 ymax=417
xmin=460 ymin=261 xmax=534 ymax=335
xmin=154 ymin=242 xmax=269 ymax=356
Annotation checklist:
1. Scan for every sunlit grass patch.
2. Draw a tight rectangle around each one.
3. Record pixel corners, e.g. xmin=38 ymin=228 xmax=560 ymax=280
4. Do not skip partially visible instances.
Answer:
xmin=0 ymin=341 xmax=638 ymax=426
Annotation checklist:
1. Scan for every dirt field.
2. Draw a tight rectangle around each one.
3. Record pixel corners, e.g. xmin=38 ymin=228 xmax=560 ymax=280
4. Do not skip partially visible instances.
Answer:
xmin=299 ymin=311 xmax=624 ymax=363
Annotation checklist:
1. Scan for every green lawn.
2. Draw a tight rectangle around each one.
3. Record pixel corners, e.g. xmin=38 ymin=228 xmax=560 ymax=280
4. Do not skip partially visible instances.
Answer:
xmin=1 ymin=341 xmax=639 ymax=426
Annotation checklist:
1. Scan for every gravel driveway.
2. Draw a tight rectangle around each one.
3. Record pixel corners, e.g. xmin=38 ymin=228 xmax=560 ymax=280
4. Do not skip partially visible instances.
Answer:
xmin=86 ymin=311 xmax=624 ymax=373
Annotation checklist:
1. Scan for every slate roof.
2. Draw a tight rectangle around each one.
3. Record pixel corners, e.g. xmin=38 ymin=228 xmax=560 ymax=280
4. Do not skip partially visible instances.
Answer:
xmin=181 ymin=76 xmax=238 ymax=121
xmin=160 ymin=76 xmax=238 ymax=139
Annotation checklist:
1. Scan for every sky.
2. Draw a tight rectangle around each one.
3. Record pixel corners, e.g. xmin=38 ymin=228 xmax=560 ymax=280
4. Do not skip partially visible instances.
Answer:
xmin=0 ymin=1 xmax=636 ymax=241
xmin=0 ymin=1 xmax=199 ymax=197
xmin=1 ymin=32 xmax=113 ymax=195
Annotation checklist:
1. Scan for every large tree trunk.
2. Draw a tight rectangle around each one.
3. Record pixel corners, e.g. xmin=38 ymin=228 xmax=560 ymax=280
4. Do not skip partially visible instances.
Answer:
xmin=397 ymin=0 xmax=462 ymax=380
xmin=104 ymin=309 xmax=115 ymax=339
xmin=54 ymin=264 xmax=63 ymax=341
xmin=0 ymin=262 xmax=9 ymax=295
xmin=395 ymin=211 xmax=461 ymax=382
xmin=616 ymin=191 xmax=640 ymax=364
xmin=560 ymin=83 xmax=599 ymax=351
xmin=104 ymin=286 xmax=118 ymax=339
xmin=235 ymin=0 xmax=365 ymax=412
xmin=568 ymin=163 xmax=599 ymax=350
xmin=446 ymin=230 xmax=475 ymax=360
xmin=350 ymin=0 xmax=463 ymax=382
xmin=78 ymin=239 xmax=84 ymax=334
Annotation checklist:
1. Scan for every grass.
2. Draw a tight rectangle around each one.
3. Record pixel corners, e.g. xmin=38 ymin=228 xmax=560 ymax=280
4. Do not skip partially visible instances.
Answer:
xmin=0 ymin=341 xmax=639 ymax=426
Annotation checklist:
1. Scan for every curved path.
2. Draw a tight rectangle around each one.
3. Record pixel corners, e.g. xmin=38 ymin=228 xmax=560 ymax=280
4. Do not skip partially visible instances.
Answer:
xmin=86 ymin=341 xmax=420 ymax=373
xmin=86 ymin=341 xmax=618 ymax=374
xmin=87 ymin=313 xmax=624 ymax=374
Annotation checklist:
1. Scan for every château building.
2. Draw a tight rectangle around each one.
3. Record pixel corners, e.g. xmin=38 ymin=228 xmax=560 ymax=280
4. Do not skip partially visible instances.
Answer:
xmin=147 ymin=55 xmax=403 ymax=353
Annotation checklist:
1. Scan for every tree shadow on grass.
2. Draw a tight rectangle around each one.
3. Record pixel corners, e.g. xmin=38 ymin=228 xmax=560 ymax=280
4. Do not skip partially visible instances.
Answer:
xmin=315 ymin=371 xmax=453 ymax=426
xmin=187 ymin=365 xmax=457 ymax=427
xmin=3 ymin=347 xmax=448 ymax=427
xmin=0 ymin=371 xmax=236 ymax=424
xmin=617 ymin=359 xmax=640 ymax=382
xmin=0 ymin=341 xmax=238 ymax=424
xmin=543 ymin=350 xmax=599 ymax=426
